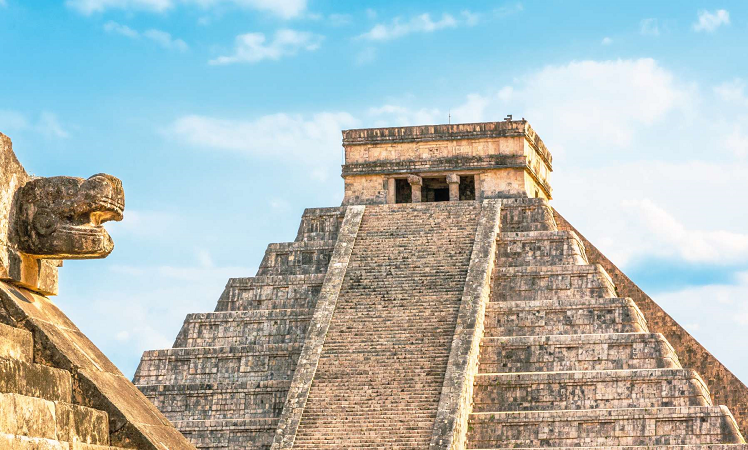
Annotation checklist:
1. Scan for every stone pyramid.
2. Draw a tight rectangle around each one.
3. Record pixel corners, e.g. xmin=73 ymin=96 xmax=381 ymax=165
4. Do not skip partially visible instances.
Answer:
xmin=134 ymin=120 xmax=748 ymax=449
xmin=0 ymin=133 xmax=194 ymax=449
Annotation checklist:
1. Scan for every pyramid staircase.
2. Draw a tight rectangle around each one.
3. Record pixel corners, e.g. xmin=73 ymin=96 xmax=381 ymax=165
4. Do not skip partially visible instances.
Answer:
xmin=0 ymin=321 xmax=129 ymax=449
xmin=291 ymin=202 xmax=482 ymax=448
xmin=133 ymin=207 xmax=344 ymax=449
xmin=465 ymin=198 xmax=747 ymax=448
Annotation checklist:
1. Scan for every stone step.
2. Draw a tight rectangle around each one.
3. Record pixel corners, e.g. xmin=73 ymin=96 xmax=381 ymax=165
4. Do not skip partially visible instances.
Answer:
xmin=133 ymin=343 xmax=302 ymax=385
xmin=467 ymin=406 xmax=745 ymax=448
xmin=478 ymin=333 xmax=680 ymax=373
xmin=483 ymin=297 xmax=648 ymax=336
xmin=292 ymin=202 xmax=481 ymax=449
xmin=173 ymin=417 xmax=278 ymax=450
xmin=295 ymin=207 xmax=344 ymax=242
xmin=473 ymin=368 xmax=712 ymax=412
xmin=0 ymin=322 xmax=33 ymax=363
xmin=0 ymin=393 xmax=109 ymax=445
xmin=0 ymin=434 xmax=131 ymax=450
xmin=499 ymin=198 xmax=556 ymax=232
xmin=138 ymin=380 xmax=291 ymax=421
xmin=491 ymin=264 xmax=616 ymax=301
xmin=0 ymin=356 xmax=72 ymax=403
xmin=497 ymin=230 xmax=588 ymax=266
xmin=214 ymin=274 xmax=325 ymax=312
xmin=256 ymin=240 xmax=335 ymax=276
xmin=172 ymin=309 xmax=313 ymax=348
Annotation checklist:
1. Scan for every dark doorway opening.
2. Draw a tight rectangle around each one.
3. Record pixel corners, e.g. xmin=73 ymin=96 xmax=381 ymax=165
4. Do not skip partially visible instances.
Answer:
xmin=434 ymin=188 xmax=449 ymax=202
xmin=459 ymin=175 xmax=476 ymax=201
xmin=395 ymin=178 xmax=412 ymax=203
xmin=422 ymin=177 xmax=448 ymax=202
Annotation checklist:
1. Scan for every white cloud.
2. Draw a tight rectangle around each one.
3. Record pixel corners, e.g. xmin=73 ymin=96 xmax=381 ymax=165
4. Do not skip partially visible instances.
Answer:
xmin=0 ymin=110 xmax=69 ymax=139
xmin=714 ymin=79 xmax=748 ymax=106
xmin=639 ymin=18 xmax=660 ymax=36
xmin=104 ymin=21 xmax=188 ymax=52
xmin=209 ymin=29 xmax=323 ymax=65
xmin=622 ymin=198 xmax=748 ymax=264
xmin=37 ymin=112 xmax=69 ymax=138
xmin=67 ymin=0 xmax=172 ymax=14
xmin=459 ymin=59 xmax=693 ymax=151
xmin=358 ymin=12 xmax=463 ymax=41
xmin=693 ymin=9 xmax=730 ymax=32
xmin=0 ymin=110 xmax=29 ymax=131
xmin=165 ymin=111 xmax=359 ymax=170
xmin=495 ymin=2 xmax=523 ymax=18
xmin=67 ymin=0 xmax=306 ymax=18
xmin=365 ymin=8 xmax=376 ymax=19
xmin=143 ymin=29 xmax=189 ymax=52
xmin=103 ymin=20 xmax=139 ymax=38
xmin=461 ymin=10 xmax=480 ymax=26
xmin=601 ymin=37 xmax=612 ymax=45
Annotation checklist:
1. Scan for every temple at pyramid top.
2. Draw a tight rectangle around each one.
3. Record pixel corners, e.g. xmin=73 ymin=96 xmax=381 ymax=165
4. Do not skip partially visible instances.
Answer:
xmin=341 ymin=119 xmax=552 ymax=205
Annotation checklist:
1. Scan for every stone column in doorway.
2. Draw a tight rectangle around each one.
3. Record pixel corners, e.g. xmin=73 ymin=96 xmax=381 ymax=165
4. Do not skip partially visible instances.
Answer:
xmin=408 ymin=175 xmax=422 ymax=203
xmin=447 ymin=174 xmax=460 ymax=201
xmin=386 ymin=178 xmax=396 ymax=204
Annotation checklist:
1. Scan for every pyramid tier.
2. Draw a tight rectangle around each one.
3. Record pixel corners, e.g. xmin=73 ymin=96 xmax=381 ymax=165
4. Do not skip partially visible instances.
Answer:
xmin=483 ymin=297 xmax=648 ymax=337
xmin=497 ymin=230 xmax=588 ymax=267
xmin=172 ymin=309 xmax=314 ymax=348
xmin=214 ymin=274 xmax=324 ymax=312
xmin=473 ymin=368 xmax=712 ymax=412
xmin=467 ymin=406 xmax=744 ymax=448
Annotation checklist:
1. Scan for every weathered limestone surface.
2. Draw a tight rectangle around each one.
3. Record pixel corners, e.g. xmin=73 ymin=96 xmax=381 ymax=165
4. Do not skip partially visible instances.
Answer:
xmin=135 ymin=207 xmax=347 ymax=449
xmin=0 ymin=133 xmax=193 ymax=449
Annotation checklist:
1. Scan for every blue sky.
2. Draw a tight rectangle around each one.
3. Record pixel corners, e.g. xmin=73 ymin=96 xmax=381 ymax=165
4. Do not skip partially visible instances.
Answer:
xmin=2 ymin=0 xmax=748 ymax=381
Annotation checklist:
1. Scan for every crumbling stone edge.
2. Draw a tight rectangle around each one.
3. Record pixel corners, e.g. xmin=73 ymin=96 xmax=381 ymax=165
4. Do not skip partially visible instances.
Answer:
xmin=271 ymin=205 xmax=365 ymax=450
xmin=429 ymin=199 xmax=502 ymax=450
xmin=553 ymin=209 xmax=748 ymax=438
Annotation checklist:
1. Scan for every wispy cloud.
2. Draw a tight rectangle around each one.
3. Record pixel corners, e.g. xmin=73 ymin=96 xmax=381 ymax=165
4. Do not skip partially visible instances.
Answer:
xmin=693 ymin=9 xmax=730 ymax=32
xmin=358 ymin=12 xmax=473 ymax=41
xmin=0 ymin=110 xmax=69 ymax=139
xmin=639 ymin=18 xmax=660 ymax=36
xmin=494 ymin=2 xmax=523 ymax=18
xmin=601 ymin=37 xmax=612 ymax=45
xmin=67 ymin=0 xmax=307 ymax=18
xmin=164 ymin=111 xmax=358 ymax=173
xmin=104 ymin=21 xmax=188 ymax=52
xmin=209 ymin=29 xmax=323 ymax=65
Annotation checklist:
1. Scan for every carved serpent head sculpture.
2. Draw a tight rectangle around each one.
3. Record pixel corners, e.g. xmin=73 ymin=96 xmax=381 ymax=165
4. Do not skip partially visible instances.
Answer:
xmin=14 ymin=174 xmax=125 ymax=258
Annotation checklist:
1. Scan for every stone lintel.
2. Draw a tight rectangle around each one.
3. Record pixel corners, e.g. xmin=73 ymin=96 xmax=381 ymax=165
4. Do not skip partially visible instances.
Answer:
xmin=271 ymin=205 xmax=365 ymax=450
xmin=429 ymin=199 xmax=501 ymax=450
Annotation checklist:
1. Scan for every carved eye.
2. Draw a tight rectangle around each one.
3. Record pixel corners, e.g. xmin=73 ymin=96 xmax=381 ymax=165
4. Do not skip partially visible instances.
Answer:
xmin=33 ymin=211 xmax=57 ymax=236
